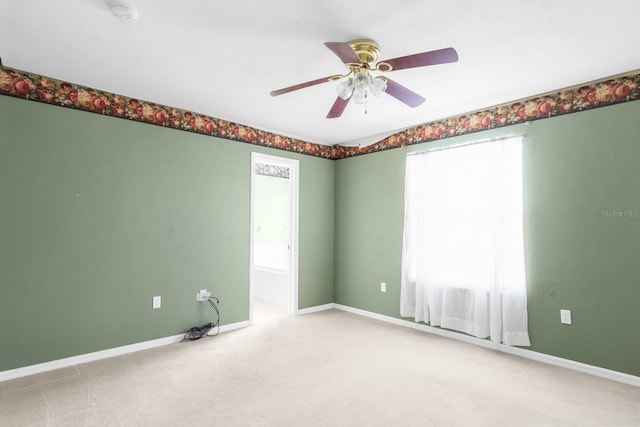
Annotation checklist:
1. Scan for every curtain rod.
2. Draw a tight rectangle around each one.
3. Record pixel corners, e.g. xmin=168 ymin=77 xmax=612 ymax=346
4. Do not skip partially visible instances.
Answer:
xmin=407 ymin=133 xmax=525 ymax=157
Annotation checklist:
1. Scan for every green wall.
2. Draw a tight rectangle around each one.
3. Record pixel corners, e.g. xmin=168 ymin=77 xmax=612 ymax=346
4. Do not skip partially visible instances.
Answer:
xmin=3 ymin=91 xmax=640 ymax=378
xmin=0 ymin=95 xmax=334 ymax=371
xmin=334 ymin=101 xmax=640 ymax=376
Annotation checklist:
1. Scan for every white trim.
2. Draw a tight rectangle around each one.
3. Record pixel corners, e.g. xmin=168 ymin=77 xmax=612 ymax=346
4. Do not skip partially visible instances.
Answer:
xmin=296 ymin=303 xmax=336 ymax=315
xmin=249 ymin=153 xmax=257 ymax=326
xmin=215 ymin=320 xmax=251 ymax=334
xmin=249 ymin=153 xmax=299 ymax=323
xmin=249 ymin=154 xmax=256 ymax=326
xmin=0 ymin=320 xmax=250 ymax=383
xmin=289 ymin=159 xmax=300 ymax=317
xmin=333 ymin=304 xmax=640 ymax=388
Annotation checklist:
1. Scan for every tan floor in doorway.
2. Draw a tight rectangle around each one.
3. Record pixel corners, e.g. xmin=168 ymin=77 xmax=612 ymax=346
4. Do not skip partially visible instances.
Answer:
xmin=252 ymin=298 xmax=288 ymax=324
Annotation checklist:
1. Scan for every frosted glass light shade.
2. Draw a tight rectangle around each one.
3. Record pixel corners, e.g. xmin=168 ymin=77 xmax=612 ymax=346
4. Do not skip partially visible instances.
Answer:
xmin=352 ymin=86 xmax=367 ymax=104
xmin=353 ymin=71 xmax=370 ymax=89
xmin=370 ymin=77 xmax=387 ymax=96
xmin=336 ymin=78 xmax=353 ymax=100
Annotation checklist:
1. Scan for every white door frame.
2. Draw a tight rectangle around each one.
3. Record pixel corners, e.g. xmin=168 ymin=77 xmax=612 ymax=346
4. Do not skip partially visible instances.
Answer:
xmin=249 ymin=152 xmax=299 ymax=324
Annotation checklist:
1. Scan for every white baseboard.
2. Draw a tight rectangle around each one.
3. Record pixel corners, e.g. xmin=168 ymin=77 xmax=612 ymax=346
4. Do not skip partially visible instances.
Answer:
xmin=0 ymin=320 xmax=250 ymax=383
xmin=215 ymin=320 xmax=250 ymax=334
xmin=333 ymin=304 xmax=640 ymax=388
xmin=4 ymin=305 xmax=638 ymax=389
xmin=296 ymin=303 xmax=335 ymax=315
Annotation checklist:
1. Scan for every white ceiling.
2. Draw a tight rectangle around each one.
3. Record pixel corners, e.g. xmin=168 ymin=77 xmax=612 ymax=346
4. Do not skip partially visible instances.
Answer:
xmin=1 ymin=1 xmax=639 ymax=147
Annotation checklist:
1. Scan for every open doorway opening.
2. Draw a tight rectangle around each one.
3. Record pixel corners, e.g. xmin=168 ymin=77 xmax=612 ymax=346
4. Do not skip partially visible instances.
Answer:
xmin=250 ymin=153 xmax=299 ymax=324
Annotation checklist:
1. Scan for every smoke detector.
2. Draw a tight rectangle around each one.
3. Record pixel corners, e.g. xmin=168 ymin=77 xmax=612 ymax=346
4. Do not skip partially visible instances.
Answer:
xmin=110 ymin=2 xmax=139 ymax=22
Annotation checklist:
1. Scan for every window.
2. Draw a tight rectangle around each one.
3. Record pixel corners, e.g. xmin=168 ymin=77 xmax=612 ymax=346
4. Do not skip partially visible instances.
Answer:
xmin=400 ymin=136 xmax=530 ymax=346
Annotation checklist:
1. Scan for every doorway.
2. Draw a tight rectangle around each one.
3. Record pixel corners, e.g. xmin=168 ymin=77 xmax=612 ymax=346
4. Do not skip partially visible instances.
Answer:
xmin=250 ymin=153 xmax=299 ymax=324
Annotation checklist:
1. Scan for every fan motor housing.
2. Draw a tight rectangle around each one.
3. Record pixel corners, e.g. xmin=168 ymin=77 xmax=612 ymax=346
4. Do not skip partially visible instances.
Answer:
xmin=348 ymin=39 xmax=380 ymax=66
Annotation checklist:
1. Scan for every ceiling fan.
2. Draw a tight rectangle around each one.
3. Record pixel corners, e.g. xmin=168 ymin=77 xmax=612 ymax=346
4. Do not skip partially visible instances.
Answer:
xmin=270 ymin=39 xmax=458 ymax=118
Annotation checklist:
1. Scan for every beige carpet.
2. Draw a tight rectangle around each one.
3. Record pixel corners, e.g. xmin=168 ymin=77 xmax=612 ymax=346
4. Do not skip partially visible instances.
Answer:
xmin=1 ymin=299 xmax=639 ymax=427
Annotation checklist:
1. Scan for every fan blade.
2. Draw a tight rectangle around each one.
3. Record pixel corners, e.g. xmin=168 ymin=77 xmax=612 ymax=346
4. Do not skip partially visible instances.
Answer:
xmin=325 ymin=42 xmax=362 ymax=64
xmin=384 ymin=78 xmax=426 ymax=108
xmin=270 ymin=76 xmax=335 ymax=96
xmin=380 ymin=47 xmax=458 ymax=72
xmin=327 ymin=96 xmax=351 ymax=119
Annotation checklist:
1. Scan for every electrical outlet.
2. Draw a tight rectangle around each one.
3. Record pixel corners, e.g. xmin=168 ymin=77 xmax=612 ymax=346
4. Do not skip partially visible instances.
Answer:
xmin=560 ymin=309 xmax=572 ymax=325
xmin=380 ymin=282 xmax=386 ymax=293
xmin=152 ymin=296 xmax=161 ymax=309
xmin=196 ymin=289 xmax=211 ymax=301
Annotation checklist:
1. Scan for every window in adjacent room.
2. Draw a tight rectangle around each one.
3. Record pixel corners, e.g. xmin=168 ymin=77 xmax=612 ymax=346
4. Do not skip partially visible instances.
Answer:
xmin=400 ymin=136 xmax=530 ymax=346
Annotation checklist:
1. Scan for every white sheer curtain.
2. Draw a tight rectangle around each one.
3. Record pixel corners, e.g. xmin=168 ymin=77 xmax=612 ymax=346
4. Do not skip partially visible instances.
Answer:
xmin=400 ymin=136 xmax=530 ymax=346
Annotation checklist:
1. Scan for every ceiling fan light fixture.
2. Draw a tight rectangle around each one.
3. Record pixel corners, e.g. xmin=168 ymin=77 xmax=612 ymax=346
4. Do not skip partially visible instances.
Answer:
xmin=270 ymin=39 xmax=459 ymax=119
xmin=336 ymin=71 xmax=386 ymax=106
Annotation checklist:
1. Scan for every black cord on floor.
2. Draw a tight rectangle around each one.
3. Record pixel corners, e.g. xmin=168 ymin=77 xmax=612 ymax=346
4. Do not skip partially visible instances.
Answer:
xmin=182 ymin=296 xmax=221 ymax=341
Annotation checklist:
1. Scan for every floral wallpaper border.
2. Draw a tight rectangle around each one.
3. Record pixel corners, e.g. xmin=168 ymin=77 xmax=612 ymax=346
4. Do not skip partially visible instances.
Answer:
xmin=334 ymin=72 xmax=640 ymax=159
xmin=0 ymin=60 xmax=339 ymax=159
xmin=1 ymin=59 xmax=639 ymax=161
